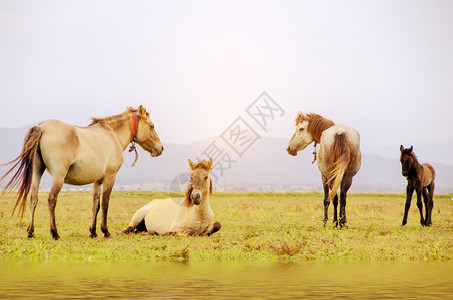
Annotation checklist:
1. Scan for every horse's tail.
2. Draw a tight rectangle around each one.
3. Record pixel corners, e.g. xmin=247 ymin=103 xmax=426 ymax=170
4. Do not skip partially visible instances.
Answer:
xmin=327 ymin=133 xmax=350 ymax=202
xmin=1 ymin=125 xmax=44 ymax=218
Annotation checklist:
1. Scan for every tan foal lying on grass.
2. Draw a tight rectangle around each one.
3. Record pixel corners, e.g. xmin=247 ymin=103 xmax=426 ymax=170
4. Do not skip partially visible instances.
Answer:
xmin=122 ymin=159 xmax=221 ymax=236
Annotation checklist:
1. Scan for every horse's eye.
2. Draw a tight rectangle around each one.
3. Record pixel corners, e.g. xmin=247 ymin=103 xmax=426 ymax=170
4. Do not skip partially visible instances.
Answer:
xmin=299 ymin=127 xmax=304 ymax=132
xmin=150 ymin=124 xmax=154 ymax=129
xmin=204 ymin=176 xmax=208 ymax=180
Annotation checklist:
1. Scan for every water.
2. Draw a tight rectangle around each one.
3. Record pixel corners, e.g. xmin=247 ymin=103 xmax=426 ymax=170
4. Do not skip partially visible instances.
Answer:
xmin=1 ymin=261 xmax=452 ymax=299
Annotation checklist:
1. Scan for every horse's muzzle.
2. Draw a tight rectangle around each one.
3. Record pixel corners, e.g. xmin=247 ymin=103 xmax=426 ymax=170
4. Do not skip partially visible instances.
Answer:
xmin=286 ymin=146 xmax=297 ymax=156
xmin=190 ymin=191 xmax=202 ymax=205
xmin=151 ymin=145 xmax=164 ymax=157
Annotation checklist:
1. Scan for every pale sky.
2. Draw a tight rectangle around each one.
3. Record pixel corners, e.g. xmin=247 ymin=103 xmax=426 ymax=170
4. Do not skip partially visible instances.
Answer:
xmin=1 ymin=1 xmax=452 ymax=146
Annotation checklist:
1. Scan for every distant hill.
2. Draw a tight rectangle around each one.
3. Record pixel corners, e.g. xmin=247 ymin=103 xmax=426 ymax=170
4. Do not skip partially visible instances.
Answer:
xmin=0 ymin=127 xmax=452 ymax=193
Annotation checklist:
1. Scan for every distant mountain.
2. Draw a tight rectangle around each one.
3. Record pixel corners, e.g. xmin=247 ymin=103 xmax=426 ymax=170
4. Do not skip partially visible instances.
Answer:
xmin=362 ymin=139 xmax=453 ymax=167
xmin=0 ymin=127 xmax=452 ymax=193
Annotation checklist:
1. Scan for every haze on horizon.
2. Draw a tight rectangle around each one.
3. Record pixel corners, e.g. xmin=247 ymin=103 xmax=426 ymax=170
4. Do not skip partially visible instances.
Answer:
xmin=1 ymin=1 xmax=452 ymax=147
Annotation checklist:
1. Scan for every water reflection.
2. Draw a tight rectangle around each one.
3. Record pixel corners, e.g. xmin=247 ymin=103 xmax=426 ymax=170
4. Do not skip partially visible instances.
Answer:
xmin=1 ymin=261 xmax=452 ymax=299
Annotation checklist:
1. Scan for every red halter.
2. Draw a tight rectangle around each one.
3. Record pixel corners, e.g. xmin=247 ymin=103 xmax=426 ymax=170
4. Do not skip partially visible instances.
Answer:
xmin=132 ymin=112 xmax=140 ymax=144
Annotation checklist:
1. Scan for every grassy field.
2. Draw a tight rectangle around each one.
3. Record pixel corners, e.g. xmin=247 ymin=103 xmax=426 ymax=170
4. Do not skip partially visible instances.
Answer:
xmin=1 ymin=191 xmax=453 ymax=262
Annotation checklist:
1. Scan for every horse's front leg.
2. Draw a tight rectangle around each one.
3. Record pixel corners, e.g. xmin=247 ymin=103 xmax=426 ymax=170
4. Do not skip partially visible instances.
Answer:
xmin=322 ymin=175 xmax=330 ymax=226
xmin=415 ymin=188 xmax=425 ymax=226
xmin=89 ymin=181 xmax=101 ymax=238
xmin=402 ymin=185 xmax=414 ymax=225
xmin=202 ymin=222 xmax=222 ymax=236
xmin=100 ymin=175 xmax=116 ymax=238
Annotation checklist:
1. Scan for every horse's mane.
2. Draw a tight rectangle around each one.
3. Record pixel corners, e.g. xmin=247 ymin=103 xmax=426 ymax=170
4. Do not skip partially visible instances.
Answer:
xmin=184 ymin=160 xmax=213 ymax=207
xmin=185 ymin=185 xmax=194 ymax=207
xmin=89 ymin=107 xmax=140 ymax=129
xmin=296 ymin=112 xmax=335 ymax=143
xmin=401 ymin=148 xmax=415 ymax=157
xmin=190 ymin=160 xmax=213 ymax=171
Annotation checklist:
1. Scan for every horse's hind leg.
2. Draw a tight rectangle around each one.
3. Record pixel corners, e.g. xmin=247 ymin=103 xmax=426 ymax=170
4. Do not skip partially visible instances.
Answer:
xmin=27 ymin=153 xmax=46 ymax=238
xmin=121 ymin=203 xmax=152 ymax=234
xmin=415 ymin=188 xmax=425 ymax=226
xmin=339 ymin=176 xmax=352 ymax=228
xmin=332 ymin=194 xmax=339 ymax=227
xmin=422 ymin=187 xmax=430 ymax=226
xmin=47 ymin=176 xmax=64 ymax=240
xmin=322 ymin=175 xmax=330 ymax=226
xmin=89 ymin=181 xmax=101 ymax=238
xmin=426 ymin=183 xmax=435 ymax=226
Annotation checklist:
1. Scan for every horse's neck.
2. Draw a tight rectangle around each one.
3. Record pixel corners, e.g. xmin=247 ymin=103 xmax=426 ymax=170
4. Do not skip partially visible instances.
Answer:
xmin=409 ymin=156 xmax=422 ymax=177
xmin=109 ymin=119 xmax=135 ymax=151
xmin=311 ymin=123 xmax=334 ymax=144
xmin=193 ymin=194 xmax=212 ymax=219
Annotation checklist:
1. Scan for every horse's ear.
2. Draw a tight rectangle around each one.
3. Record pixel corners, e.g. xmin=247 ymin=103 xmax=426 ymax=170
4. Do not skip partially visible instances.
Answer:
xmin=137 ymin=105 xmax=147 ymax=117
xmin=206 ymin=158 xmax=213 ymax=170
xmin=409 ymin=145 xmax=413 ymax=152
xmin=188 ymin=159 xmax=196 ymax=170
xmin=295 ymin=111 xmax=306 ymax=125
xmin=400 ymin=145 xmax=404 ymax=152
xmin=209 ymin=178 xmax=213 ymax=195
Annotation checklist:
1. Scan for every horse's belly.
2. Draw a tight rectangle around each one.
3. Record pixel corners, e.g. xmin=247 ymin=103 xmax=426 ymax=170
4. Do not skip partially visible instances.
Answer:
xmin=422 ymin=164 xmax=433 ymax=187
xmin=64 ymin=161 xmax=107 ymax=185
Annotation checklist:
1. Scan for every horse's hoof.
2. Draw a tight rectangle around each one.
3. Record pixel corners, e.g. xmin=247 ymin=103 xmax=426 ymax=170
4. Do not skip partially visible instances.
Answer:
xmin=27 ymin=232 xmax=35 ymax=238
xmin=103 ymin=232 xmax=112 ymax=238
xmin=207 ymin=222 xmax=222 ymax=236
xmin=214 ymin=221 xmax=222 ymax=230
xmin=121 ymin=226 xmax=133 ymax=234
xmin=90 ymin=233 xmax=97 ymax=238
xmin=339 ymin=223 xmax=348 ymax=229
xmin=52 ymin=234 xmax=60 ymax=240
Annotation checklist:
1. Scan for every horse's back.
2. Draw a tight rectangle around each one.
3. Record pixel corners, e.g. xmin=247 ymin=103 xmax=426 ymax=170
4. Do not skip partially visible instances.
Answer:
xmin=318 ymin=124 xmax=361 ymax=176
xmin=144 ymin=198 xmax=186 ymax=234
xmin=321 ymin=124 xmax=360 ymax=149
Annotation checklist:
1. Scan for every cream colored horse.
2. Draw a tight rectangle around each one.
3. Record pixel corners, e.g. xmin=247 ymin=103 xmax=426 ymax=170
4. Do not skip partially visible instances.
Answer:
xmin=286 ymin=112 xmax=361 ymax=227
xmin=122 ymin=159 xmax=221 ymax=236
xmin=1 ymin=105 xmax=163 ymax=239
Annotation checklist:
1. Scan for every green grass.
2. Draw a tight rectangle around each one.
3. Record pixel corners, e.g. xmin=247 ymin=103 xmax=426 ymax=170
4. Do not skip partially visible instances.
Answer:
xmin=1 ymin=191 xmax=453 ymax=262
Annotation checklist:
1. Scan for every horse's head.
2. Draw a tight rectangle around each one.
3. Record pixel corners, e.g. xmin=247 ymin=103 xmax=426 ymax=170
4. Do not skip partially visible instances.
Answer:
xmin=135 ymin=105 xmax=164 ymax=157
xmin=286 ymin=112 xmax=314 ymax=156
xmin=186 ymin=158 xmax=213 ymax=205
xmin=400 ymin=145 xmax=414 ymax=176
